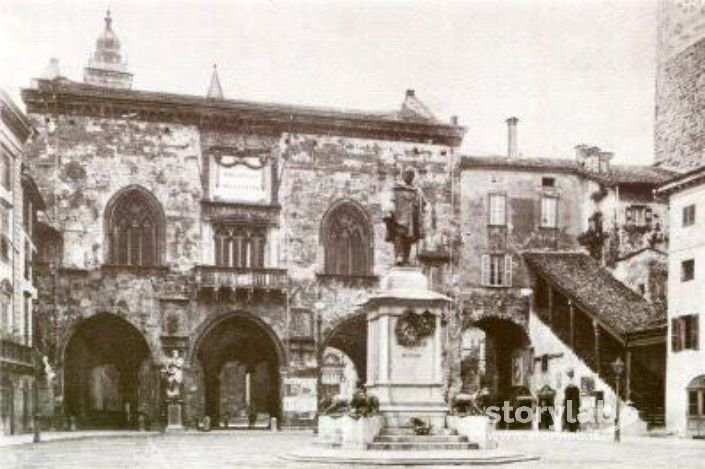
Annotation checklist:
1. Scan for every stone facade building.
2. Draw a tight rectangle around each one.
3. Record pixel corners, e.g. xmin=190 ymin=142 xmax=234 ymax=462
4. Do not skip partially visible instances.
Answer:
xmin=457 ymin=123 xmax=672 ymax=429
xmin=0 ymin=89 xmax=46 ymax=435
xmin=21 ymin=13 xmax=464 ymax=429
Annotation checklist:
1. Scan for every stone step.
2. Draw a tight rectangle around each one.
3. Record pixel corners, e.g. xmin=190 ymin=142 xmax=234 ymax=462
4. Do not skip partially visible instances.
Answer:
xmin=374 ymin=435 xmax=469 ymax=443
xmin=378 ymin=427 xmax=457 ymax=436
xmin=368 ymin=442 xmax=480 ymax=451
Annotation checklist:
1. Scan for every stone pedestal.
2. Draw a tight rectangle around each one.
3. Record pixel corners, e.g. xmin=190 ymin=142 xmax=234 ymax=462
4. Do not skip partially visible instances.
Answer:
xmin=165 ymin=401 xmax=184 ymax=432
xmin=364 ymin=267 xmax=450 ymax=430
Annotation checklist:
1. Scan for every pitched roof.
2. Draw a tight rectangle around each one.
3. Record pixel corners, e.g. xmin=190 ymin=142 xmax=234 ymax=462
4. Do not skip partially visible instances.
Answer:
xmin=587 ymin=164 xmax=677 ymax=186
xmin=460 ymin=155 xmax=677 ymax=187
xmin=523 ymin=252 xmax=664 ymax=338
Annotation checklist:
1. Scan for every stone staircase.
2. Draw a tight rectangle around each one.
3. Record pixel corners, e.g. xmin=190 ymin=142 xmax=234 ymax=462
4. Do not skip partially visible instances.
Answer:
xmin=368 ymin=427 xmax=479 ymax=451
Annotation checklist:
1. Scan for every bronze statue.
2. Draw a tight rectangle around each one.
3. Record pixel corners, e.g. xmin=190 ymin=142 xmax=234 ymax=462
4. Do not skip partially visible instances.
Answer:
xmin=384 ymin=168 xmax=426 ymax=265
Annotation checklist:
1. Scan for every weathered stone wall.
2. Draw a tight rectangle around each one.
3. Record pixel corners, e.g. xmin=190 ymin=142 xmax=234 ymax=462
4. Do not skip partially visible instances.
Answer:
xmin=655 ymin=35 xmax=705 ymax=169
xmin=24 ymin=115 xmax=203 ymax=271
xmin=459 ymin=169 xmax=586 ymax=289
xmin=23 ymin=105 xmax=460 ymax=427
xmin=280 ymin=133 xmax=457 ymax=329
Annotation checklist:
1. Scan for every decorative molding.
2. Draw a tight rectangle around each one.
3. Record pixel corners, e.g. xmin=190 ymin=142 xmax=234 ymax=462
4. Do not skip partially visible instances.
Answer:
xmin=201 ymin=200 xmax=280 ymax=225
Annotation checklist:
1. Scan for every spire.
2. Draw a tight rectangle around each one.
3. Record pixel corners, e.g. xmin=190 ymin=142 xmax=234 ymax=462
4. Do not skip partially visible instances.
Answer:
xmin=206 ymin=64 xmax=224 ymax=99
xmin=83 ymin=9 xmax=133 ymax=89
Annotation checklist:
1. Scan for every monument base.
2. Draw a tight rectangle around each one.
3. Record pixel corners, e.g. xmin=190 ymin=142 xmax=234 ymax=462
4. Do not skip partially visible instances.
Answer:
xmin=365 ymin=266 xmax=451 ymax=432
xmin=165 ymin=402 xmax=184 ymax=433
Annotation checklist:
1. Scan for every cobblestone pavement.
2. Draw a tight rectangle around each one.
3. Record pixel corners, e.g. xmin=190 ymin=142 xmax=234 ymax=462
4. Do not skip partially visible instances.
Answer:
xmin=1 ymin=431 xmax=704 ymax=468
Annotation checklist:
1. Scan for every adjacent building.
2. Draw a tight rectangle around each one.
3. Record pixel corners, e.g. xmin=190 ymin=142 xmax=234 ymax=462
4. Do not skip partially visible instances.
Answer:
xmin=456 ymin=121 xmax=672 ymax=429
xmin=0 ymin=89 xmax=46 ymax=435
xmin=657 ymin=169 xmax=705 ymax=436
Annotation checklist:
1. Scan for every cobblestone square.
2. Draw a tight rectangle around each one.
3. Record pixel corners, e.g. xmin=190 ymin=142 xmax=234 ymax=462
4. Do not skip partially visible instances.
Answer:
xmin=2 ymin=432 xmax=704 ymax=469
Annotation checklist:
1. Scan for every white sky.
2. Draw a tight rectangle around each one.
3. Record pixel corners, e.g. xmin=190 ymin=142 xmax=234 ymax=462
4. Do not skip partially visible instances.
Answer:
xmin=0 ymin=0 xmax=657 ymax=164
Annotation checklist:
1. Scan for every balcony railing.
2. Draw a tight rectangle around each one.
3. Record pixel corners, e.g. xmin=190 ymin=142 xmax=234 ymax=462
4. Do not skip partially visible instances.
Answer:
xmin=194 ymin=265 xmax=288 ymax=290
xmin=0 ymin=339 xmax=34 ymax=368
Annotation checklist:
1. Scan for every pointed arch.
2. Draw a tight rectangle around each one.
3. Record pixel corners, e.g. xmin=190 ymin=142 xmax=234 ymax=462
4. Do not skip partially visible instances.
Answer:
xmin=320 ymin=199 xmax=374 ymax=276
xmin=104 ymin=185 xmax=165 ymax=266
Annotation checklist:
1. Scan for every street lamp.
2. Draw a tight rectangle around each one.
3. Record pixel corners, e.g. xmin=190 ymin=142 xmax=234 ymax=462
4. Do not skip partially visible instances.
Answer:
xmin=611 ymin=357 xmax=625 ymax=443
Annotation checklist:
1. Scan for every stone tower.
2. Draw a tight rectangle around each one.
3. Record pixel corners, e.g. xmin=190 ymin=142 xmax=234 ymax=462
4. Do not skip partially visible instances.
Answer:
xmin=83 ymin=10 xmax=133 ymax=89
xmin=655 ymin=0 xmax=705 ymax=169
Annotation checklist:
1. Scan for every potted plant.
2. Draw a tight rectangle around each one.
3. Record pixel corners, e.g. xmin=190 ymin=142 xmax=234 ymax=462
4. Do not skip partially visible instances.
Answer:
xmin=410 ymin=417 xmax=432 ymax=435
xmin=447 ymin=390 xmax=495 ymax=449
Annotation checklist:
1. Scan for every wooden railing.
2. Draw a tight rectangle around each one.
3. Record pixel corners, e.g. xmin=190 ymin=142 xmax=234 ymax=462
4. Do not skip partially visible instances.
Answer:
xmin=0 ymin=339 xmax=34 ymax=367
xmin=194 ymin=266 xmax=288 ymax=290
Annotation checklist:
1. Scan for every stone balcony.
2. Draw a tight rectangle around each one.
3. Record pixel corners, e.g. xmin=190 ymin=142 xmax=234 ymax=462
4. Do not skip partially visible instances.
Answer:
xmin=194 ymin=265 xmax=288 ymax=291
xmin=0 ymin=338 xmax=35 ymax=372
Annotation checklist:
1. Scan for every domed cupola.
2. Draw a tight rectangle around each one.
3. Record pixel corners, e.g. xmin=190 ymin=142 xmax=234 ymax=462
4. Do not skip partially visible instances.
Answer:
xmin=83 ymin=10 xmax=133 ymax=89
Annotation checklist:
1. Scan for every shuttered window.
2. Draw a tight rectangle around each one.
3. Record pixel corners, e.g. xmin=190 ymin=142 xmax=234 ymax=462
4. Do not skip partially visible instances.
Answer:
xmin=672 ymin=315 xmax=700 ymax=352
xmin=540 ymin=196 xmax=558 ymax=228
xmin=481 ymin=254 xmax=512 ymax=287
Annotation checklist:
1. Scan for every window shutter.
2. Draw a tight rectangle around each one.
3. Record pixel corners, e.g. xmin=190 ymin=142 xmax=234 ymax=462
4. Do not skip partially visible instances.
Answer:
xmin=645 ymin=207 xmax=653 ymax=225
xmin=692 ymin=316 xmax=700 ymax=351
xmin=481 ymin=255 xmax=490 ymax=286
xmin=504 ymin=255 xmax=513 ymax=287
xmin=671 ymin=318 xmax=680 ymax=352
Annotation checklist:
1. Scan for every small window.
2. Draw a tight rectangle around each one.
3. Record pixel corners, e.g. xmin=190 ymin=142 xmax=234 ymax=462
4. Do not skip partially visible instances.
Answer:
xmin=682 ymin=259 xmax=695 ymax=282
xmin=540 ymin=196 xmax=558 ymax=228
xmin=541 ymin=177 xmax=555 ymax=188
xmin=672 ymin=314 xmax=699 ymax=352
xmin=683 ymin=204 xmax=696 ymax=227
xmin=0 ymin=206 xmax=9 ymax=264
xmin=0 ymin=152 xmax=11 ymax=191
xmin=488 ymin=194 xmax=506 ymax=226
xmin=625 ymin=205 xmax=652 ymax=227
xmin=481 ymin=254 xmax=512 ymax=287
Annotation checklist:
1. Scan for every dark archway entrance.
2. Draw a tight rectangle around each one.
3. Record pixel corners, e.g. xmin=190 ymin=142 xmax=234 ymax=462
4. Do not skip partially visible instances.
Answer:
xmin=196 ymin=314 xmax=282 ymax=426
xmin=323 ymin=313 xmax=367 ymax=390
xmin=64 ymin=313 xmax=151 ymax=429
xmin=464 ymin=317 xmax=531 ymax=429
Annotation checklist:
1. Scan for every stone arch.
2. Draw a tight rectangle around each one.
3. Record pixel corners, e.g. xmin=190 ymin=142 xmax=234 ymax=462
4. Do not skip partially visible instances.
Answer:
xmin=461 ymin=315 xmax=532 ymax=429
xmin=103 ymin=184 xmax=166 ymax=266
xmin=322 ymin=311 xmax=367 ymax=386
xmin=320 ymin=199 xmax=374 ymax=276
xmin=62 ymin=312 xmax=154 ymax=429
xmin=190 ymin=311 xmax=286 ymax=424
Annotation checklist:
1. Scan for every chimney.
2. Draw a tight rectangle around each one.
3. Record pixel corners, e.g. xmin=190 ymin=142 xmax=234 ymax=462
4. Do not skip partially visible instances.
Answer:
xmin=450 ymin=115 xmax=459 ymax=126
xmin=506 ymin=117 xmax=519 ymax=158
xmin=406 ymin=89 xmax=415 ymax=97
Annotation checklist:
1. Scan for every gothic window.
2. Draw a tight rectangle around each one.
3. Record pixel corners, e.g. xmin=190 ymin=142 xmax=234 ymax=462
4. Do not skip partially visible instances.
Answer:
xmin=213 ymin=225 xmax=266 ymax=269
xmin=322 ymin=202 xmax=372 ymax=276
xmin=106 ymin=188 xmax=163 ymax=267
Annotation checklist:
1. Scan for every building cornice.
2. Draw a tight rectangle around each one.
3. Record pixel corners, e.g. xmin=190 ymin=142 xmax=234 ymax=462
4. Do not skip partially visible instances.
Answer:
xmin=0 ymin=89 xmax=32 ymax=143
xmin=656 ymin=165 xmax=705 ymax=197
xmin=21 ymin=79 xmax=466 ymax=146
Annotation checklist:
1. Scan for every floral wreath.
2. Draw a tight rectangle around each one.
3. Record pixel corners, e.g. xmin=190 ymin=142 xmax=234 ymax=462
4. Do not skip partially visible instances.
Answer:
xmin=395 ymin=309 xmax=436 ymax=347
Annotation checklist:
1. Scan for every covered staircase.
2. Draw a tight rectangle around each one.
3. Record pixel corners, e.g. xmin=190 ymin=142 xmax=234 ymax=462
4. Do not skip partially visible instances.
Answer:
xmin=524 ymin=252 xmax=667 ymax=429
